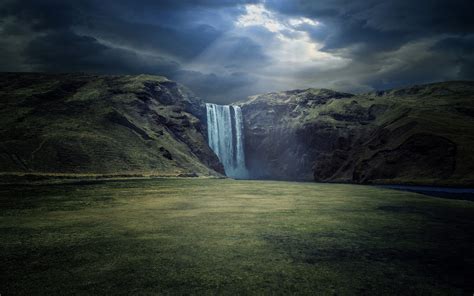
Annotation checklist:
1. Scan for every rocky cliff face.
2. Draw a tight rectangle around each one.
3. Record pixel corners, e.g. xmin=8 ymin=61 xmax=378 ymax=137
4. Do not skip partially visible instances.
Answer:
xmin=2 ymin=73 xmax=473 ymax=186
xmin=0 ymin=73 xmax=224 ymax=177
xmin=240 ymin=82 xmax=474 ymax=186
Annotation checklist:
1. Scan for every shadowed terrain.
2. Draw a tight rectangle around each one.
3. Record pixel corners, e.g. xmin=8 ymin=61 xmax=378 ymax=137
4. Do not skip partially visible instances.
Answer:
xmin=1 ymin=73 xmax=473 ymax=187
xmin=240 ymin=82 xmax=474 ymax=186
xmin=1 ymin=2 xmax=473 ymax=295
xmin=0 ymin=73 xmax=223 ymax=178
xmin=1 ymin=179 xmax=473 ymax=295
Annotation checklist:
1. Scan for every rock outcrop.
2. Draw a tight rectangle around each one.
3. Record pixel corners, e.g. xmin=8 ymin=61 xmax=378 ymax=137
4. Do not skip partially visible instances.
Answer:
xmin=0 ymin=73 xmax=224 ymax=177
xmin=240 ymin=82 xmax=474 ymax=186
xmin=2 ymin=73 xmax=473 ymax=186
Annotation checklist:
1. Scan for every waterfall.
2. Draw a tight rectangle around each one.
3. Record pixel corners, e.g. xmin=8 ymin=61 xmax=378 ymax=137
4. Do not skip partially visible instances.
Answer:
xmin=206 ymin=103 xmax=248 ymax=179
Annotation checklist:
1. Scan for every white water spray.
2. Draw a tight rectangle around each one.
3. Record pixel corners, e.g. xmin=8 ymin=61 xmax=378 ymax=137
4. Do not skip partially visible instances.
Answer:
xmin=206 ymin=103 xmax=248 ymax=179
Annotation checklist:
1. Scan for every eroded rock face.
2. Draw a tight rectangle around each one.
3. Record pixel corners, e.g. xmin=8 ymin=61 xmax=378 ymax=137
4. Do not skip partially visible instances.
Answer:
xmin=240 ymin=82 xmax=474 ymax=186
xmin=352 ymin=133 xmax=457 ymax=183
xmin=0 ymin=73 xmax=224 ymax=177
xmin=2 ymin=73 xmax=473 ymax=186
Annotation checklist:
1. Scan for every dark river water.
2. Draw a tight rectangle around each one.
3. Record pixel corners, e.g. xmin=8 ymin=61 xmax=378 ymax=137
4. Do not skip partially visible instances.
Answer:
xmin=380 ymin=185 xmax=474 ymax=201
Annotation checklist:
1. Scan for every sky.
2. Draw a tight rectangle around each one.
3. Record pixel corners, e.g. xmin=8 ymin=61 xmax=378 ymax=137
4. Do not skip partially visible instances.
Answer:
xmin=1 ymin=0 xmax=473 ymax=103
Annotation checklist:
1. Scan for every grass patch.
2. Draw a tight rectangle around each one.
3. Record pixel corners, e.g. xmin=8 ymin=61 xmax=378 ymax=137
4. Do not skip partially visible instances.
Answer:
xmin=1 ymin=179 xmax=473 ymax=295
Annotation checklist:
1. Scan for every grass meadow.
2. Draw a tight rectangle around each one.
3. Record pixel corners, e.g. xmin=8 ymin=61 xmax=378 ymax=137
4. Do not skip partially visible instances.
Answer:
xmin=1 ymin=179 xmax=473 ymax=295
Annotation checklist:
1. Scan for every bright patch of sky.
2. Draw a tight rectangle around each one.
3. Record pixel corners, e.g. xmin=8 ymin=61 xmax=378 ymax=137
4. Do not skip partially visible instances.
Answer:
xmin=236 ymin=4 xmax=319 ymax=32
xmin=184 ymin=4 xmax=349 ymax=93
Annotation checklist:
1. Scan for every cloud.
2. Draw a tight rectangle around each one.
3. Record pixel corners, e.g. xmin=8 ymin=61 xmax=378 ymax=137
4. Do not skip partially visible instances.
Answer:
xmin=0 ymin=0 xmax=473 ymax=102
xmin=432 ymin=35 xmax=474 ymax=78
xmin=23 ymin=30 xmax=180 ymax=75
xmin=175 ymin=70 xmax=258 ymax=103
xmin=263 ymin=0 xmax=474 ymax=91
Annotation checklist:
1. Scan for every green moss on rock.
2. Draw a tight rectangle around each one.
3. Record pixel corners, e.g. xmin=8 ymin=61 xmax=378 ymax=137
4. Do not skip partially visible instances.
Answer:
xmin=240 ymin=81 xmax=474 ymax=186
xmin=0 ymin=73 xmax=224 ymax=177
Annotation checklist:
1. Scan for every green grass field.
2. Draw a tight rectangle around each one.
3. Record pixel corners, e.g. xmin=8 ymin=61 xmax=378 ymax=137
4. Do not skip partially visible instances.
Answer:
xmin=1 ymin=179 xmax=473 ymax=295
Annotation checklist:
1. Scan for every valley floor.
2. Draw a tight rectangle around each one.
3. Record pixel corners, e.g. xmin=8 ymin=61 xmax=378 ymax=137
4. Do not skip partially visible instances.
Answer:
xmin=1 ymin=179 xmax=473 ymax=295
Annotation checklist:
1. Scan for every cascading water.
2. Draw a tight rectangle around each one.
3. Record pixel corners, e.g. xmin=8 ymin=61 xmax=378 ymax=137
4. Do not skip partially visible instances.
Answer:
xmin=206 ymin=103 xmax=248 ymax=179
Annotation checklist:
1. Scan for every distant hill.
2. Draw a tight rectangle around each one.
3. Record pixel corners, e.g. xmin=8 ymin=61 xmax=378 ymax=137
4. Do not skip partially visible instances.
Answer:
xmin=1 ymin=73 xmax=473 ymax=186
xmin=0 ymin=73 xmax=224 ymax=178
xmin=240 ymin=82 xmax=474 ymax=186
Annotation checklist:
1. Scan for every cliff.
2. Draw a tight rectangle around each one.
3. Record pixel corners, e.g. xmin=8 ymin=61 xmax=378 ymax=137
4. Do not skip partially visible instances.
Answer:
xmin=240 ymin=82 xmax=474 ymax=186
xmin=2 ymin=73 xmax=473 ymax=186
xmin=0 ymin=73 xmax=224 ymax=177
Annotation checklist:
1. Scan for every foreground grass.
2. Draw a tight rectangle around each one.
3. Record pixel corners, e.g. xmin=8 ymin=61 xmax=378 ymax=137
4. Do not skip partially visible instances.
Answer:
xmin=1 ymin=179 xmax=473 ymax=295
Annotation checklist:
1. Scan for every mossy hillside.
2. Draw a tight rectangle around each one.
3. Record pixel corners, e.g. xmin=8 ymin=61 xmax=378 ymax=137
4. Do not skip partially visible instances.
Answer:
xmin=2 ymin=73 xmax=473 ymax=185
xmin=240 ymin=81 xmax=474 ymax=185
xmin=0 ymin=73 xmax=223 ymax=177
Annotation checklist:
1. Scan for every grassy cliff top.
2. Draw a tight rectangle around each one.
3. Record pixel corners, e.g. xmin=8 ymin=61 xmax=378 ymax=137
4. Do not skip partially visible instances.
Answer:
xmin=239 ymin=80 xmax=474 ymax=186
xmin=0 ymin=72 xmax=223 ymax=178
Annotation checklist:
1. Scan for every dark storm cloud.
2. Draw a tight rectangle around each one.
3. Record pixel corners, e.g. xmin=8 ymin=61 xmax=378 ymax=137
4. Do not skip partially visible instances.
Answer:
xmin=266 ymin=0 xmax=474 ymax=39
xmin=432 ymin=35 xmax=474 ymax=61
xmin=82 ymin=18 xmax=223 ymax=60
xmin=0 ymin=0 xmax=271 ymax=100
xmin=0 ymin=0 xmax=225 ymax=60
xmin=0 ymin=0 xmax=473 ymax=101
xmin=432 ymin=35 xmax=474 ymax=78
xmin=176 ymin=70 xmax=258 ymax=104
xmin=23 ymin=30 xmax=180 ymax=74
xmin=266 ymin=0 xmax=474 ymax=55
xmin=264 ymin=0 xmax=474 ymax=90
